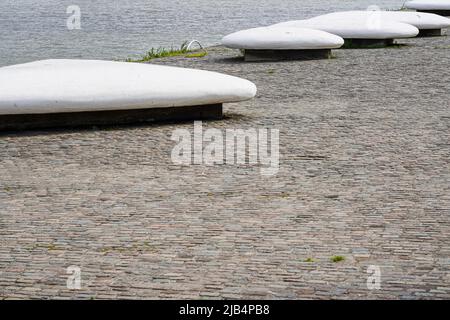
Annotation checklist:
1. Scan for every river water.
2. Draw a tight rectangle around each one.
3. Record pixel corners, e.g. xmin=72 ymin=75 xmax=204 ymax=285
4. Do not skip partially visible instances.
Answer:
xmin=0 ymin=0 xmax=406 ymax=66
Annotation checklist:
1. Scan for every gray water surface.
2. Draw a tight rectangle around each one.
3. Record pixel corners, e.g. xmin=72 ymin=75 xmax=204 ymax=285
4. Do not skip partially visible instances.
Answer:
xmin=0 ymin=0 xmax=406 ymax=67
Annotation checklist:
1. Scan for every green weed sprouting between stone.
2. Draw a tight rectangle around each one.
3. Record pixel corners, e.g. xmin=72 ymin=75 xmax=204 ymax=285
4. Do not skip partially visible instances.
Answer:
xmin=126 ymin=41 xmax=207 ymax=62
xmin=331 ymin=255 xmax=345 ymax=263
xmin=30 ymin=243 xmax=61 ymax=251
xmin=185 ymin=51 xmax=208 ymax=58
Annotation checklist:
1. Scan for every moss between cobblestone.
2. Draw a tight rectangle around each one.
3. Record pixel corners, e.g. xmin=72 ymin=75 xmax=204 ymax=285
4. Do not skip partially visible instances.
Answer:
xmin=99 ymin=242 xmax=159 ymax=254
xmin=30 ymin=243 xmax=62 ymax=251
xmin=331 ymin=256 xmax=345 ymax=263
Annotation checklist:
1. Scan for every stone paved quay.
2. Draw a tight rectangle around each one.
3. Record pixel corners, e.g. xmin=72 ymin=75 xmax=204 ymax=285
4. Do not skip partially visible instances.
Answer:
xmin=1 ymin=32 xmax=450 ymax=300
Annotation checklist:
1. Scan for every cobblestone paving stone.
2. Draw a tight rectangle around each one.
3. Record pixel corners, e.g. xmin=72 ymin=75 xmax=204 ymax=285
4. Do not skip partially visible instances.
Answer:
xmin=0 ymin=32 xmax=449 ymax=299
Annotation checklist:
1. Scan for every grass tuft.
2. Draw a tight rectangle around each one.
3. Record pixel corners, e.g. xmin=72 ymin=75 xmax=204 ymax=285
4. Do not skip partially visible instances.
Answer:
xmin=331 ymin=255 xmax=345 ymax=263
xmin=185 ymin=51 xmax=208 ymax=58
xmin=126 ymin=41 xmax=207 ymax=62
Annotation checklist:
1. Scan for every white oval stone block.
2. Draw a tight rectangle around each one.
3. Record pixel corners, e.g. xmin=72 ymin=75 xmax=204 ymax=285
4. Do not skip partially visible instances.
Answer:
xmin=406 ymin=0 xmax=450 ymax=10
xmin=222 ymin=27 xmax=344 ymax=50
xmin=302 ymin=10 xmax=450 ymax=30
xmin=0 ymin=59 xmax=257 ymax=115
xmin=273 ymin=15 xmax=419 ymax=39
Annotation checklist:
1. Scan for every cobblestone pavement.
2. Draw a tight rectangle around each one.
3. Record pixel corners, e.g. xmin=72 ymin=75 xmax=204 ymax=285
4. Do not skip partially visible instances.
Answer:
xmin=1 ymin=32 xmax=449 ymax=300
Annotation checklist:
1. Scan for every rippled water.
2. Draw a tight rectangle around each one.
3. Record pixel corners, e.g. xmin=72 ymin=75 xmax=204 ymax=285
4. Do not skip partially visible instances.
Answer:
xmin=0 ymin=0 xmax=406 ymax=66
